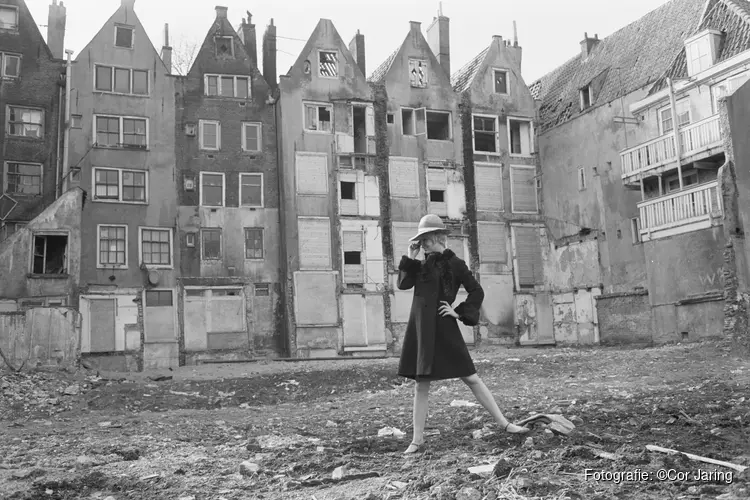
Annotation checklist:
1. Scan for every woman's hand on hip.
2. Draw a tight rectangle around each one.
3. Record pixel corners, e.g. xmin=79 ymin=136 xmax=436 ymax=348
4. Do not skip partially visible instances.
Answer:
xmin=438 ymin=301 xmax=459 ymax=319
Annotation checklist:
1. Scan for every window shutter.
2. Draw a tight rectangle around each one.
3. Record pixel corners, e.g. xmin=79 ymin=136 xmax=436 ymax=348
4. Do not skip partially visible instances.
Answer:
xmin=511 ymin=167 xmax=538 ymax=213
xmin=475 ymin=166 xmax=503 ymax=211
xmin=427 ymin=168 xmax=447 ymax=189
xmin=343 ymin=231 xmax=363 ymax=251
xmin=514 ymin=226 xmax=543 ymax=286
xmin=365 ymin=105 xmax=375 ymax=136
xmin=477 ymin=222 xmax=507 ymax=263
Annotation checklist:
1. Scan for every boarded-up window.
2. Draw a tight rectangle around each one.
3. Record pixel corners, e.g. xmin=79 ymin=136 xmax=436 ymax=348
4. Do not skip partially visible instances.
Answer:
xmin=296 ymin=152 xmax=328 ymax=195
xmin=391 ymin=223 xmax=415 ymax=261
xmin=409 ymin=59 xmax=428 ymax=87
xmin=510 ymin=166 xmax=538 ymax=213
xmin=448 ymin=236 xmax=466 ymax=261
xmin=294 ymin=271 xmax=338 ymax=325
xmin=144 ymin=290 xmax=175 ymax=342
xmin=343 ymin=231 xmax=364 ymax=283
xmin=428 ymin=168 xmax=447 ymax=216
xmin=475 ymin=164 xmax=503 ymax=211
xmin=389 ymin=157 xmax=419 ymax=198
xmin=513 ymin=226 xmax=544 ymax=287
xmin=89 ymin=298 xmax=116 ymax=352
xmin=477 ymin=222 xmax=507 ymax=263
xmin=298 ymin=217 xmax=331 ymax=269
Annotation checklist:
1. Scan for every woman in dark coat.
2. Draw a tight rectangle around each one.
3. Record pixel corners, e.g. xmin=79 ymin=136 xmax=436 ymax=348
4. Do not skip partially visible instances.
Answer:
xmin=398 ymin=214 xmax=529 ymax=454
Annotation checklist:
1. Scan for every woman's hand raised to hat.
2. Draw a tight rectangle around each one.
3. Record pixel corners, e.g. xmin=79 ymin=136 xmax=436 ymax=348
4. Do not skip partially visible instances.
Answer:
xmin=408 ymin=241 xmax=422 ymax=259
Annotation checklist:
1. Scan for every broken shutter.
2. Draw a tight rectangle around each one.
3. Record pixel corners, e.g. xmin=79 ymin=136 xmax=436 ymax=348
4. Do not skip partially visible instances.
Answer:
xmin=415 ymin=108 xmax=427 ymax=136
xmin=334 ymin=102 xmax=350 ymax=133
xmin=475 ymin=165 xmax=503 ymax=211
xmin=365 ymin=105 xmax=375 ymax=136
xmin=511 ymin=166 xmax=538 ymax=213
xmin=304 ymin=105 xmax=317 ymax=130
xmin=477 ymin=222 xmax=507 ymax=263
xmin=514 ymin=226 xmax=544 ymax=287
xmin=343 ymin=230 xmax=364 ymax=283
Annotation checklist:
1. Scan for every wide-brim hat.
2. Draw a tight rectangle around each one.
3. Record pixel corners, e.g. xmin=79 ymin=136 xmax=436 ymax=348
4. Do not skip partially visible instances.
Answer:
xmin=409 ymin=214 xmax=448 ymax=242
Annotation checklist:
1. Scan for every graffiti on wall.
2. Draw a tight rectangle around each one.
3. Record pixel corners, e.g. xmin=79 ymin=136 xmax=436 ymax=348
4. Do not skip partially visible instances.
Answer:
xmin=698 ymin=266 xmax=724 ymax=289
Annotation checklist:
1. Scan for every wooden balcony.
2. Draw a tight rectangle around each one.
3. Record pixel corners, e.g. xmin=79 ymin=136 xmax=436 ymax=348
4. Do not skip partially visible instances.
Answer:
xmin=621 ymin=115 xmax=723 ymax=185
xmin=637 ymin=180 xmax=722 ymax=242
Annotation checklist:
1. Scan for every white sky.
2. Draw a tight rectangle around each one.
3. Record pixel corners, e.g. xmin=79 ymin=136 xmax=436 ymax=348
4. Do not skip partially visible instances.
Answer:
xmin=27 ymin=0 xmax=671 ymax=83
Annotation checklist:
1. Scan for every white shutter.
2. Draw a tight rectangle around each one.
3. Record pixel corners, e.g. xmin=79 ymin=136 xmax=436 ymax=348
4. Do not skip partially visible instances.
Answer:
xmin=365 ymin=105 xmax=375 ymax=136
xmin=475 ymin=165 xmax=503 ymax=211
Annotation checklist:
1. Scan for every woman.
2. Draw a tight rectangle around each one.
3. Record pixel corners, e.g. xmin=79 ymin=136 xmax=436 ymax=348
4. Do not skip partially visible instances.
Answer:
xmin=397 ymin=214 xmax=529 ymax=454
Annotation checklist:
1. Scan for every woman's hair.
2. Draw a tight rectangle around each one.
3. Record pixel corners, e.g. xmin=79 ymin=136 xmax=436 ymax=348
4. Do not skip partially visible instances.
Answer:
xmin=423 ymin=231 xmax=448 ymax=246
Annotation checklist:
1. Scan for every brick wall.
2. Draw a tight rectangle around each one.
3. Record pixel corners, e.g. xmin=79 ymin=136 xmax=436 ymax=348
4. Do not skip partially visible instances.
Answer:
xmin=596 ymin=291 xmax=652 ymax=345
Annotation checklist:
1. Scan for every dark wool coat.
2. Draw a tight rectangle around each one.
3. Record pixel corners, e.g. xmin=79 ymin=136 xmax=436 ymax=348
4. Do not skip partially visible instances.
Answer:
xmin=396 ymin=248 xmax=485 ymax=380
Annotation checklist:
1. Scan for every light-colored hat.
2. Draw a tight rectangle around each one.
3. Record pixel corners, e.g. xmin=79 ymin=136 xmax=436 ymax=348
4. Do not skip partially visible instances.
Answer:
xmin=409 ymin=214 xmax=448 ymax=242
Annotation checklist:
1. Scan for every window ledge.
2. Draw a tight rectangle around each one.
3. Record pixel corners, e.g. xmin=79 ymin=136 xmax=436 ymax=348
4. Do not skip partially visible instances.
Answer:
xmin=92 ymin=199 xmax=148 ymax=205
xmin=204 ymin=96 xmax=253 ymax=101
xmin=96 ymin=266 xmax=128 ymax=270
xmin=93 ymin=91 xmax=150 ymax=98
xmin=5 ymin=193 xmax=42 ymax=198
xmin=6 ymin=136 xmax=44 ymax=141
xmin=94 ymin=145 xmax=150 ymax=152
xmin=27 ymin=273 xmax=69 ymax=280
xmin=142 ymin=265 xmax=174 ymax=270
xmin=303 ymin=130 xmax=333 ymax=135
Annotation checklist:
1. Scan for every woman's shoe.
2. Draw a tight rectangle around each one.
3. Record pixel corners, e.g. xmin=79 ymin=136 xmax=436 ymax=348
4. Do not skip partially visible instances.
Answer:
xmin=403 ymin=442 xmax=424 ymax=454
xmin=503 ymin=422 xmax=531 ymax=434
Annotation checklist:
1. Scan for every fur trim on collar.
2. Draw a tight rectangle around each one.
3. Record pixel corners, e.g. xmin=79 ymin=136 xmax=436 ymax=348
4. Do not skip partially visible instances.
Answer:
xmin=420 ymin=248 xmax=456 ymax=297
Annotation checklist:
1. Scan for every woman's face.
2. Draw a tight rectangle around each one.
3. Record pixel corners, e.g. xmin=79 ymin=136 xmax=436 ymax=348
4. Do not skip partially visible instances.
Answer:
xmin=420 ymin=234 xmax=442 ymax=253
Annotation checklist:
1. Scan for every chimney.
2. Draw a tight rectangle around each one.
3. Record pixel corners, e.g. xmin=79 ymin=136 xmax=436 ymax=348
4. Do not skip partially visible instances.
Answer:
xmin=121 ymin=0 xmax=135 ymax=8
xmin=160 ymin=24 xmax=172 ymax=74
xmin=215 ymin=5 xmax=228 ymax=18
xmin=348 ymin=30 xmax=366 ymax=77
xmin=426 ymin=4 xmax=450 ymax=79
xmin=47 ymin=0 xmax=66 ymax=59
xmin=240 ymin=13 xmax=258 ymax=67
xmin=262 ymin=19 xmax=277 ymax=88
xmin=506 ymin=21 xmax=523 ymax=71
xmin=580 ymin=32 xmax=600 ymax=58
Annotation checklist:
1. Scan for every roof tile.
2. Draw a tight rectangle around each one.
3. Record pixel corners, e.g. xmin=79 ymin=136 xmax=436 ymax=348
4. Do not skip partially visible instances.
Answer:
xmin=368 ymin=47 xmax=399 ymax=83
xmin=450 ymin=46 xmax=489 ymax=93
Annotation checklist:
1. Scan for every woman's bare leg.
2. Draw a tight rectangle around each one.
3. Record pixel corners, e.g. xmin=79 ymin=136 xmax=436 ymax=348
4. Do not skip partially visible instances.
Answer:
xmin=460 ymin=374 xmax=529 ymax=433
xmin=404 ymin=379 xmax=431 ymax=453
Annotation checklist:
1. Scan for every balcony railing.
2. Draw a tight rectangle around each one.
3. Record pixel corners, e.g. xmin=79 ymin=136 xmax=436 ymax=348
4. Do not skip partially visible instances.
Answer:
xmin=637 ymin=180 xmax=722 ymax=239
xmin=621 ymin=115 xmax=723 ymax=179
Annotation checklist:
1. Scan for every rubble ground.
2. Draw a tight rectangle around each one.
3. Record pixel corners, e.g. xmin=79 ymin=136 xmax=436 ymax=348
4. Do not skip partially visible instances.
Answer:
xmin=1 ymin=340 xmax=749 ymax=500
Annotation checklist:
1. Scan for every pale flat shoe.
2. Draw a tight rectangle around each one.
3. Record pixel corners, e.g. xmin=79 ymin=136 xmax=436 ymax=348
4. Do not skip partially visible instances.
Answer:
xmin=403 ymin=442 xmax=424 ymax=454
xmin=504 ymin=422 xmax=531 ymax=434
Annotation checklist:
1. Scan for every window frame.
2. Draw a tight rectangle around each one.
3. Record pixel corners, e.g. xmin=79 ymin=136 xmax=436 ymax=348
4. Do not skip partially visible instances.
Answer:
xmin=200 ymin=228 xmax=223 ymax=260
xmin=302 ymin=101 xmax=333 ymax=133
xmin=93 ymin=114 xmax=149 ymax=149
xmin=474 ymin=162 xmax=504 ymax=212
xmin=658 ymin=99 xmax=691 ymax=135
xmin=92 ymin=166 xmax=148 ymax=204
xmin=29 ymin=231 xmax=69 ymax=276
xmin=509 ymin=164 xmax=539 ymax=214
xmin=425 ymin=110 xmax=453 ymax=141
xmin=3 ymin=161 xmax=42 ymax=196
xmin=7 ymin=105 xmax=44 ymax=139
xmin=0 ymin=5 xmax=19 ymax=31
xmin=507 ymin=116 xmax=534 ymax=157
xmin=492 ymin=68 xmax=510 ymax=95
xmin=199 ymin=171 xmax=225 ymax=207
xmin=243 ymin=227 xmax=264 ymax=260
xmin=241 ymin=122 xmax=262 ymax=152
xmin=138 ymin=226 xmax=173 ymax=269
xmin=408 ymin=58 xmax=428 ymax=88
xmin=214 ymin=36 xmax=235 ymax=57
xmin=198 ymin=119 xmax=221 ymax=150
xmin=318 ymin=49 xmax=339 ymax=79
xmin=96 ymin=224 xmax=129 ymax=269
xmin=203 ymin=73 xmax=251 ymax=98
xmin=114 ymin=24 xmax=135 ymax=49
xmin=580 ymin=85 xmax=592 ymax=110
xmin=239 ymin=172 xmax=264 ymax=208
xmin=1 ymin=52 xmax=20 ymax=78
xmin=687 ymin=36 xmax=711 ymax=76
xmin=94 ymin=64 xmax=149 ymax=96
xmin=471 ymin=113 xmax=500 ymax=155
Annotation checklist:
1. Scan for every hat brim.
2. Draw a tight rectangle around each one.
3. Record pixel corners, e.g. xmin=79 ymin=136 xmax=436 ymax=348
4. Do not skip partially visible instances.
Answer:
xmin=409 ymin=227 xmax=448 ymax=242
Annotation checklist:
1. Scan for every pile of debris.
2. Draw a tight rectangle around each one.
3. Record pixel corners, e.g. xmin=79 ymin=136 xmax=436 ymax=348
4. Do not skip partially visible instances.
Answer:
xmin=0 ymin=371 xmax=103 ymax=420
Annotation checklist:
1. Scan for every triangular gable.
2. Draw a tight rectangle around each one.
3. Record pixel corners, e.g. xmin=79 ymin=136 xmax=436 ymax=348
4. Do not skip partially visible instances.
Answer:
xmin=17 ymin=0 xmax=54 ymax=59
xmin=378 ymin=23 xmax=453 ymax=89
xmin=451 ymin=46 xmax=489 ymax=93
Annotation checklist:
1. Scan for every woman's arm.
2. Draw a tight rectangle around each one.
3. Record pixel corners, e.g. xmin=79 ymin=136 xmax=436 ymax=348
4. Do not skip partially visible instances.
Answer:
xmin=396 ymin=255 xmax=421 ymax=290
xmin=453 ymin=260 xmax=485 ymax=326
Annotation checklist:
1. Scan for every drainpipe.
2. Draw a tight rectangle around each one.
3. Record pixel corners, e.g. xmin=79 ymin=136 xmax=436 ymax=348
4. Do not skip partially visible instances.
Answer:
xmin=56 ymin=85 xmax=63 ymax=198
xmin=667 ymin=77 xmax=684 ymax=189
xmin=62 ymin=50 xmax=74 ymax=192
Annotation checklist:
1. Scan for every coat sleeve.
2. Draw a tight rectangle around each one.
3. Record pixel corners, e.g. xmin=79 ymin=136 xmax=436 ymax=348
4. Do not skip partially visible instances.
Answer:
xmin=453 ymin=260 xmax=484 ymax=326
xmin=397 ymin=255 xmax=421 ymax=290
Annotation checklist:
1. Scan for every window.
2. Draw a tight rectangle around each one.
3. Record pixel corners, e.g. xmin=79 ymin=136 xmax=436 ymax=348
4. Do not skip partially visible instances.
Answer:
xmin=427 ymin=168 xmax=447 ymax=216
xmin=578 ymin=167 xmax=586 ymax=190
xmin=493 ymin=69 xmax=509 ymax=94
xmin=658 ymin=99 xmax=690 ymax=134
xmin=401 ymin=107 xmax=426 ymax=136
xmin=201 ymin=229 xmax=222 ymax=259
xmin=199 ymin=120 xmax=220 ymax=150
xmin=115 ymin=25 xmax=134 ymax=49
xmin=409 ymin=59 xmax=428 ymax=88
xmin=139 ymin=228 xmax=172 ymax=267
xmin=386 ymin=113 xmax=395 ymax=124
xmin=342 ymin=230 xmax=364 ymax=283
xmin=473 ymin=115 xmax=498 ymax=153
xmin=687 ymin=36 xmax=711 ymax=76
xmin=0 ymin=221 xmax=25 ymax=242
xmin=204 ymin=74 xmax=250 ymax=98
xmin=97 ymin=225 xmax=127 ymax=268
xmin=512 ymin=225 xmax=544 ymax=289
xmin=319 ymin=51 xmax=338 ymax=77
xmin=0 ymin=5 xmax=18 ymax=30
xmin=145 ymin=290 xmax=173 ymax=307
xmin=580 ymin=85 xmax=592 ymax=111
xmin=7 ymin=106 xmax=43 ymax=138
xmin=95 ymin=65 xmax=148 ymax=95
xmin=200 ymin=172 xmax=224 ymax=206
xmin=255 ymin=284 xmax=270 ymax=296
xmin=240 ymin=173 xmax=263 ymax=207
xmin=304 ymin=103 xmax=332 ymax=132
xmin=631 ymin=218 xmax=641 ymax=244
xmin=94 ymin=115 xmax=148 ymax=148
xmin=4 ymin=162 xmax=41 ymax=195
xmin=215 ymin=36 xmax=234 ymax=57
xmin=71 ymin=115 xmax=82 ymax=129
xmin=2 ymin=53 xmax=20 ymax=78
xmin=186 ymin=233 xmax=195 ymax=247
xmin=244 ymin=228 xmax=264 ymax=259
xmin=426 ymin=111 xmax=451 ymax=140
xmin=510 ymin=165 xmax=538 ymax=213
xmin=242 ymin=122 xmax=261 ymax=151
xmin=32 ymin=234 xmax=67 ymax=275
xmin=340 ymin=181 xmax=355 ymax=200
xmin=508 ymin=118 xmax=533 ymax=156
xmin=92 ymin=167 xmax=147 ymax=203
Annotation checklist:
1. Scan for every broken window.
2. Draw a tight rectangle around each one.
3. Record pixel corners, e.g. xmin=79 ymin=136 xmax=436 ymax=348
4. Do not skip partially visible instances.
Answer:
xmin=0 ymin=5 xmax=18 ymax=30
xmin=319 ymin=51 xmax=338 ymax=77
xmin=140 ymin=228 xmax=171 ymax=266
xmin=352 ymin=105 xmax=367 ymax=153
xmin=580 ymin=85 xmax=592 ymax=110
xmin=343 ymin=231 xmax=364 ymax=283
xmin=32 ymin=234 xmax=67 ymax=274
xmin=473 ymin=115 xmax=497 ymax=153
xmin=429 ymin=190 xmax=445 ymax=202
xmin=402 ymin=108 xmax=415 ymax=135
xmin=494 ymin=69 xmax=509 ymax=94
xmin=244 ymin=227 xmax=264 ymax=259
xmin=340 ymin=181 xmax=355 ymax=200
xmin=215 ymin=36 xmax=234 ymax=57
xmin=509 ymin=118 xmax=533 ymax=156
xmin=98 ymin=225 xmax=127 ymax=267
xmin=115 ymin=25 xmax=134 ymax=48
xmin=304 ymin=103 xmax=332 ymax=132
xmin=201 ymin=229 xmax=222 ymax=259
xmin=240 ymin=173 xmax=262 ymax=207
xmin=426 ymin=111 xmax=451 ymax=140
xmin=8 ymin=106 xmax=43 ymax=138
xmin=2 ymin=53 xmax=19 ymax=78
xmin=409 ymin=59 xmax=428 ymax=88
xmin=200 ymin=172 xmax=224 ymax=206
xmin=4 ymin=162 xmax=42 ymax=195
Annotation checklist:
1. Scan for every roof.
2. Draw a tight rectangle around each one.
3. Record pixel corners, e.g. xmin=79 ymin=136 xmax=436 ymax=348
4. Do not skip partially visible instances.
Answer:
xmin=450 ymin=46 xmax=489 ymax=93
xmin=650 ymin=0 xmax=750 ymax=93
xmin=367 ymin=47 xmax=399 ymax=83
xmin=531 ymin=0 xmax=706 ymax=133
